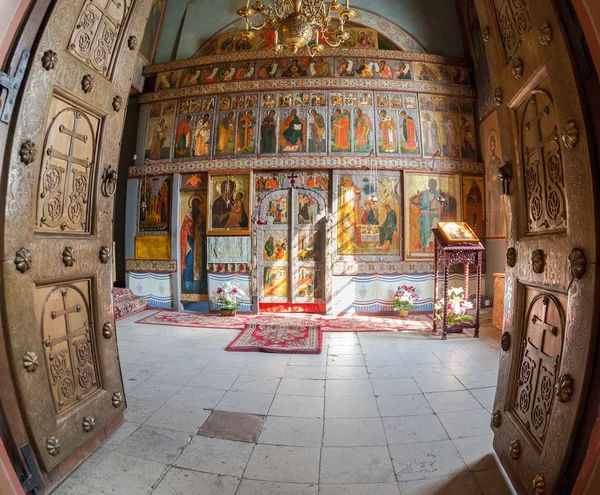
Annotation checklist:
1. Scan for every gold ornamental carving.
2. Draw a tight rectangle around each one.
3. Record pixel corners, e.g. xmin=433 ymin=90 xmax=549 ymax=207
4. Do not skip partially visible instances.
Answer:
xmin=482 ymin=26 xmax=490 ymax=42
xmin=533 ymin=474 xmax=545 ymax=494
xmin=112 ymin=391 xmax=123 ymax=408
xmin=41 ymin=50 xmax=57 ymax=71
xmin=101 ymin=166 xmax=118 ymax=197
xmin=506 ymin=247 xmax=516 ymax=268
xmin=562 ymin=120 xmax=579 ymax=150
xmin=539 ymin=23 xmax=552 ymax=46
xmin=82 ymin=416 xmax=95 ymax=432
xmin=510 ymin=439 xmax=521 ymax=460
xmin=62 ymin=246 xmax=76 ymax=267
xmin=494 ymin=88 xmax=503 ymax=107
xmin=19 ymin=141 xmax=37 ymax=165
xmin=99 ymin=246 xmax=110 ymax=264
xmin=112 ymin=95 xmax=123 ymax=112
xmin=512 ymin=58 xmax=524 ymax=80
xmin=46 ymin=436 xmax=60 ymax=456
xmin=128 ymin=35 xmax=137 ymax=50
xmin=556 ymin=374 xmax=573 ymax=403
xmin=81 ymin=74 xmax=93 ymax=94
xmin=568 ymin=248 xmax=587 ymax=280
xmin=14 ymin=247 xmax=32 ymax=273
xmin=23 ymin=351 xmax=39 ymax=372
xmin=501 ymin=332 xmax=511 ymax=352
xmin=102 ymin=322 xmax=113 ymax=339
xmin=492 ymin=410 xmax=502 ymax=428
xmin=532 ymin=250 xmax=545 ymax=274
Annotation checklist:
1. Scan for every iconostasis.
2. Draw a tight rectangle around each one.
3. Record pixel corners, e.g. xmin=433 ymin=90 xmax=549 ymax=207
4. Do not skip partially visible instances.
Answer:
xmin=127 ymin=39 xmax=486 ymax=313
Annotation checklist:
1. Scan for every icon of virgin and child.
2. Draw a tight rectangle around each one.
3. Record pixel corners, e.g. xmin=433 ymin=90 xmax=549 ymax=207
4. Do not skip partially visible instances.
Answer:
xmin=211 ymin=179 xmax=248 ymax=229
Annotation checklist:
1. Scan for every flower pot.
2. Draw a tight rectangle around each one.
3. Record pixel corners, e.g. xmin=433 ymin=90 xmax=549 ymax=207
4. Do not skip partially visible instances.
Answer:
xmin=220 ymin=309 xmax=237 ymax=316
xmin=398 ymin=309 xmax=409 ymax=317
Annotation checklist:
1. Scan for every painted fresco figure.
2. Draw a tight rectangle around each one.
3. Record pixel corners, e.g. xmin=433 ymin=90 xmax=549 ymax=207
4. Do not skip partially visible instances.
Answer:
xmin=211 ymin=179 xmax=235 ymax=228
xmin=216 ymin=111 xmax=235 ymax=154
xmin=193 ymin=114 xmax=211 ymax=157
xmin=460 ymin=117 xmax=477 ymax=159
xmin=158 ymin=71 xmax=176 ymax=89
xmin=159 ymin=181 xmax=169 ymax=223
xmin=261 ymin=110 xmax=277 ymax=153
xmin=361 ymin=202 xmax=379 ymax=225
xmin=413 ymin=178 xmax=443 ymax=251
xmin=331 ymin=108 xmax=350 ymax=151
xmin=149 ymin=118 xmax=168 ymax=159
xmin=225 ymin=192 xmax=248 ymax=228
xmin=378 ymin=110 xmax=397 ymax=153
xmin=237 ymin=111 xmax=254 ymax=153
xmin=282 ymin=59 xmax=306 ymax=77
xmin=354 ymin=109 xmax=372 ymax=152
xmin=378 ymin=60 xmax=393 ymax=79
xmin=358 ymin=30 xmax=375 ymax=48
xmin=422 ymin=113 xmax=440 ymax=155
xmin=441 ymin=115 xmax=459 ymax=157
xmin=395 ymin=62 xmax=411 ymax=80
xmin=265 ymin=235 xmax=275 ymax=257
xmin=175 ymin=115 xmax=192 ymax=156
xmin=180 ymin=197 xmax=203 ymax=288
xmin=465 ymin=179 xmax=483 ymax=230
xmin=281 ymin=109 xmax=303 ymax=151
xmin=418 ymin=64 xmax=437 ymax=81
xmin=377 ymin=204 xmax=397 ymax=250
xmin=400 ymin=110 xmax=418 ymax=152
xmin=338 ymin=58 xmax=355 ymax=76
xmin=309 ymin=109 xmax=326 ymax=152
xmin=310 ymin=58 xmax=330 ymax=76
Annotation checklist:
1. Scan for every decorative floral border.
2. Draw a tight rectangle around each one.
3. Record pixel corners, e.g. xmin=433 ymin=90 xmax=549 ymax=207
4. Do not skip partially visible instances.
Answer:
xmin=138 ymin=77 xmax=474 ymax=105
xmin=125 ymin=259 xmax=177 ymax=272
xmin=143 ymin=46 xmax=468 ymax=77
xmin=128 ymin=156 xmax=484 ymax=178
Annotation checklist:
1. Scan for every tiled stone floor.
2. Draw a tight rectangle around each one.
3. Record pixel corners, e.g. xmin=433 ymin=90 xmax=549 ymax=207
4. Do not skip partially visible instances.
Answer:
xmin=53 ymin=310 xmax=515 ymax=495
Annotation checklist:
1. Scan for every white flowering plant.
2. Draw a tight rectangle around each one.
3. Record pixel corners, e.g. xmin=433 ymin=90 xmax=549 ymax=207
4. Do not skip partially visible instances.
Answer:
xmin=393 ymin=285 xmax=419 ymax=311
xmin=211 ymin=281 xmax=245 ymax=310
xmin=434 ymin=287 xmax=474 ymax=325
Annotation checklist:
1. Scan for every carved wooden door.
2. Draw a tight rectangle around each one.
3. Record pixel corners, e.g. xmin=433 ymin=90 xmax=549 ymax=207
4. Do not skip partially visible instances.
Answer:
xmin=0 ymin=0 xmax=153 ymax=475
xmin=255 ymin=175 xmax=327 ymax=312
xmin=475 ymin=0 xmax=599 ymax=493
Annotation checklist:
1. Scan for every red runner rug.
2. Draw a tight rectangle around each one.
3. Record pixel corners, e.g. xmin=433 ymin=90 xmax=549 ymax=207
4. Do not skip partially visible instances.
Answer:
xmin=135 ymin=310 xmax=433 ymax=332
xmin=226 ymin=323 xmax=322 ymax=354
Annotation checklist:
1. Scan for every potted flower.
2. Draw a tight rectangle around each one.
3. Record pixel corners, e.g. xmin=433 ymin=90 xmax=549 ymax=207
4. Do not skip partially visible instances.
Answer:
xmin=435 ymin=287 xmax=474 ymax=326
xmin=394 ymin=285 xmax=419 ymax=317
xmin=212 ymin=281 xmax=244 ymax=316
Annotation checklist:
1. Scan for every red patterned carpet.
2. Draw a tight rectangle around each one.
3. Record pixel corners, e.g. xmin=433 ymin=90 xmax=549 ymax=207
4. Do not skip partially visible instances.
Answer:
xmin=135 ymin=310 xmax=433 ymax=333
xmin=226 ymin=323 xmax=322 ymax=354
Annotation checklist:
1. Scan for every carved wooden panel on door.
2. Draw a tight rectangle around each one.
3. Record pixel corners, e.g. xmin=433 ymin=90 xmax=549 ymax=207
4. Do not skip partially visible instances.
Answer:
xmin=0 ymin=0 xmax=154 ymax=480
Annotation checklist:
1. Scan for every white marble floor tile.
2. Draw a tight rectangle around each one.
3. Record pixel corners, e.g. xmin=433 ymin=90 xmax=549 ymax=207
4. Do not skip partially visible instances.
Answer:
xmin=424 ymin=390 xmax=484 ymax=413
xmin=323 ymin=418 xmax=387 ymax=446
xmin=104 ymin=422 xmax=140 ymax=449
xmin=370 ymin=378 xmax=421 ymax=396
xmin=231 ymin=375 xmax=281 ymax=394
xmin=325 ymin=379 xmax=373 ymax=397
xmin=278 ymin=378 xmax=326 ymax=396
xmin=319 ymin=483 xmax=400 ymax=495
xmin=244 ymin=444 xmax=321 ymax=484
xmin=325 ymin=395 xmax=380 ymax=418
xmin=414 ymin=375 xmax=466 ymax=393
xmin=187 ymin=372 xmax=239 ymax=390
xmin=326 ymin=366 xmax=369 ymax=380
xmin=115 ymin=425 xmax=190 ymax=464
xmin=454 ymin=370 xmax=498 ymax=389
xmin=320 ymin=446 xmax=396 ymax=483
xmin=175 ymin=436 xmax=253 ymax=477
xmin=216 ymin=391 xmax=274 ymax=415
xmin=389 ymin=440 xmax=467 ymax=482
xmin=236 ymin=479 xmax=318 ymax=495
xmin=270 ymin=394 xmax=325 ymax=418
xmin=382 ymin=415 xmax=448 ymax=445
xmin=285 ymin=365 xmax=327 ymax=379
xmin=145 ymin=400 xmax=211 ymax=433
xmin=377 ymin=394 xmax=433 ymax=417
xmin=258 ymin=416 xmax=323 ymax=447
xmin=152 ymin=468 xmax=240 ymax=495
xmin=398 ymin=473 xmax=482 ymax=495
xmin=470 ymin=387 xmax=497 ymax=409
xmin=452 ymin=434 xmax=497 ymax=472
xmin=327 ymin=354 xmax=366 ymax=366
xmin=437 ymin=409 xmax=492 ymax=439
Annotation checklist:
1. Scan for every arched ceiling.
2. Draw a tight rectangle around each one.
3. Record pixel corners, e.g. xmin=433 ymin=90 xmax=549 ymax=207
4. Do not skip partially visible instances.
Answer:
xmin=154 ymin=0 xmax=466 ymax=63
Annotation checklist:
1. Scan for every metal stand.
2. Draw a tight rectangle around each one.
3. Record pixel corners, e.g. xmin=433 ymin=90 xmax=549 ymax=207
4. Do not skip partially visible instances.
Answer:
xmin=432 ymin=228 xmax=484 ymax=340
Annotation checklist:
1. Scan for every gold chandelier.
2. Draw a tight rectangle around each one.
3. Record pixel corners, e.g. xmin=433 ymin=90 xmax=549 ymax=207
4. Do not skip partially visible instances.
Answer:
xmin=237 ymin=0 xmax=356 ymax=56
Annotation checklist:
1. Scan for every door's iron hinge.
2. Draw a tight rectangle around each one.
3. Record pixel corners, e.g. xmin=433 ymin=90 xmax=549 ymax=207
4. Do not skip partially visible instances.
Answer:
xmin=0 ymin=51 xmax=30 ymax=124
xmin=20 ymin=443 xmax=43 ymax=494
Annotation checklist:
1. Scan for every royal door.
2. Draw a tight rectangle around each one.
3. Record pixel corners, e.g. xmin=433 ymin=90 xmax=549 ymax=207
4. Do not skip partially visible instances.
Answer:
xmin=472 ymin=0 xmax=599 ymax=493
xmin=0 ymin=0 xmax=153 ymax=486
xmin=254 ymin=171 xmax=329 ymax=313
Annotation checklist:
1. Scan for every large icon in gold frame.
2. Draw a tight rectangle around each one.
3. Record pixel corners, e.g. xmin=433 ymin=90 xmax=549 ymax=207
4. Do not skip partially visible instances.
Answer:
xmin=207 ymin=172 xmax=253 ymax=236
xmin=436 ymin=221 xmax=480 ymax=246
